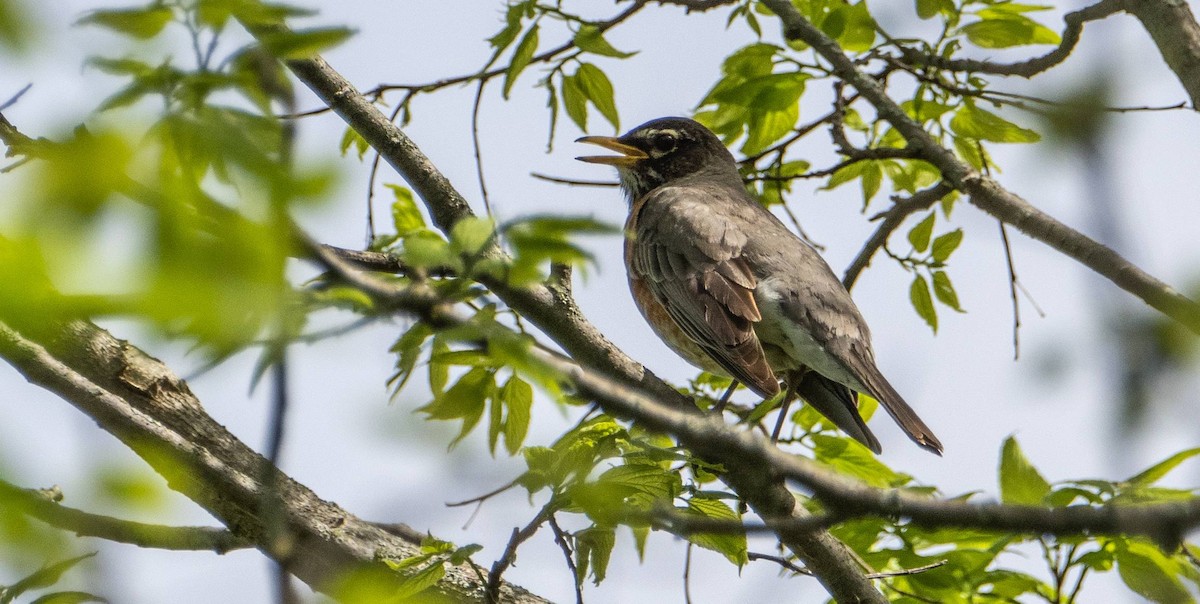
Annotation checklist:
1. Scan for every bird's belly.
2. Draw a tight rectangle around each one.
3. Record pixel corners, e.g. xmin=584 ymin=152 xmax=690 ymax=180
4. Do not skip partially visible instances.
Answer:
xmin=628 ymin=275 xmax=727 ymax=376
xmin=754 ymin=278 xmax=868 ymax=392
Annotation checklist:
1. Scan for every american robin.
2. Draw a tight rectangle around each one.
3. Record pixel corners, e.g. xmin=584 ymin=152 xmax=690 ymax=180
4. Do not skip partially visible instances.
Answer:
xmin=576 ymin=117 xmax=942 ymax=455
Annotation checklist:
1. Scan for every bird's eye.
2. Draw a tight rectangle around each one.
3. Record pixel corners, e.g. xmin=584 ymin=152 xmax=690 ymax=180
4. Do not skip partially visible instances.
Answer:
xmin=649 ymin=131 xmax=677 ymax=154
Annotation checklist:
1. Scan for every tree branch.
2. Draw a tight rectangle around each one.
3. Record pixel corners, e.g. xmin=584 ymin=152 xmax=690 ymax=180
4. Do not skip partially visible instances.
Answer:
xmin=0 ymin=319 xmax=550 ymax=603
xmin=0 ymin=480 xmax=250 ymax=552
xmin=896 ymin=0 xmax=1125 ymax=78
xmin=1125 ymin=0 xmax=1200 ymax=108
xmin=759 ymin=0 xmax=1200 ymax=335
xmin=843 ymin=182 xmax=954 ymax=289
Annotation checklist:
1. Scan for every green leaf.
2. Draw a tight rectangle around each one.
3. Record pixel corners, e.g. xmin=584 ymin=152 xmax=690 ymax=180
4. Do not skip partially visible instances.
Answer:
xmin=77 ymin=6 xmax=173 ymax=39
xmin=502 ymin=376 xmax=533 ymax=455
xmin=685 ymin=497 xmax=748 ymax=565
xmin=999 ymin=436 xmax=1050 ymax=505
xmin=339 ymin=126 xmax=369 ymax=160
xmin=573 ymin=24 xmax=635 ymax=58
xmin=576 ymin=63 xmax=620 ymax=130
xmin=710 ymin=73 xmax=807 ymax=111
xmin=389 ymin=323 xmax=432 ymax=395
xmin=910 ymin=274 xmax=938 ymax=332
xmin=575 ymin=526 xmax=616 ymax=585
xmin=1115 ymin=540 xmax=1192 ymax=604
xmin=390 ymin=560 xmax=447 ymax=601
xmin=386 ymin=184 xmax=426 ymax=235
xmin=449 ymin=543 xmax=483 ymax=566
xmin=6 ymin=553 xmax=97 ymax=601
xmin=1127 ymin=447 xmax=1200 ymax=486
xmin=449 ymin=216 xmax=496 ymax=257
xmin=916 ymin=0 xmax=955 ymax=19
xmin=961 ymin=14 xmax=1060 ymax=49
xmin=932 ymin=271 xmax=964 ymax=312
xmin=259 ymin=27 xmax=356 ymax=59
xmin=27 ymin=593 xmax=106 ymax=604
xmin=836 ymin=2 xmax=877 ymax=52
xmin=812 ymin=435 xmax=910 ymax=488
xmin=931 ymin=229 xmax=963 ymax=262
xmin=561 ymin=72 xmax=588 ymax=131
xmin=860 ymin=160 xmax=883 ymax=208
xmin=908 ymin=213 xmax=936 ymax=252
xmin=503 ymin=24 xmax=539 ymax=98
xmin=953 ymin=135 xmax=986 ymax=169
xmin=951 ymin=103 xmax=1040 ymax=143
xmin=418 ymin=367 xmax=493 ymax=446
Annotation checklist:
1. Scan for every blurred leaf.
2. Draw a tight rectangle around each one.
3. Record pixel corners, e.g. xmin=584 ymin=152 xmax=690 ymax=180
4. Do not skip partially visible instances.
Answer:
xmin=685 ymin=497 xmax=748 ymax=565
xmin=5 ymin=553 xmax=97 ymax=602
xmin=916 ymin=0 xmax=955 ymax=20
xmin=910 ymin=274 xmax=938 ymax=332
xmin=259 ymin=26 xmax=356 ymax=59
xmin=503 ymin=24 xmax=539 ymax=98
xmin=28 ymin=593 xmax=107 ymax=604
xmin=339 ymin=126 xmax=369 ymax=160
xmin=951 ymin=104 xmax=1040 ymax=143
xmin=389 ymin=559 xmax=446 ymax=601
xmin=836 ymin=2 xmax=876 ymax=52
xmin=0 ymin=0 xmax=33 ymax=50
xmin=908 ymin=213 xmax=935 ymax=253
xmin=1126 ymin=447 xmax=1200 ymax=486
xmin=932 ymin=270 xmax=964 ymax=312
xmin=573 ymin=24 xmax=635 ymax=58
xmin=385 ymin=184 xmax=426 ymax=235
xmin=1115 ymin=540 xmax=1192 ymax=603
xmin=77 ymin=6 xmax=173 ymax=39
xmin=999 ymin=436 xmax=1050 ymax=505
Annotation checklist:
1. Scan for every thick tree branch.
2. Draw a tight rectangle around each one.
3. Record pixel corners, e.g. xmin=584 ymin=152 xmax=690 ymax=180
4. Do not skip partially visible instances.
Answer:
xmin=0 ymin=480 xmax=250 ymax=552
xmin=759 ymin=0 xmax=1200 ymax=335
xmin=0 ymin=320 xmax=550 ymax=603
xmin=1125 ymin=0 xmax=1200 ymax=108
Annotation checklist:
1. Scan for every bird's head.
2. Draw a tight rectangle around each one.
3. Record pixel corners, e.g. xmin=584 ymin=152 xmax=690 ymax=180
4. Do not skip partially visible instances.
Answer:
xmin=575 ymin=117 xmax=739 ymax=202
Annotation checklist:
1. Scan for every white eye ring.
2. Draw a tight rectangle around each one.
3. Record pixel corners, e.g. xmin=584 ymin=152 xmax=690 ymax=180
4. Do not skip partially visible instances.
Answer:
xmin=648 ymin=130 xmax=679 ymax=156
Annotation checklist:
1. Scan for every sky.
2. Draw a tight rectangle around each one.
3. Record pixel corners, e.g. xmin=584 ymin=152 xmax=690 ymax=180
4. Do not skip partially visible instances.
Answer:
xmin=1 ymin=1 xmax=1198 ymax=602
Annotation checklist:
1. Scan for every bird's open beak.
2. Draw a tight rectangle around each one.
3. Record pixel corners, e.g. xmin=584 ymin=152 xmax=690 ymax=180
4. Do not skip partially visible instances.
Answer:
xmin=575 ymin=136 xmax=647 ymax=167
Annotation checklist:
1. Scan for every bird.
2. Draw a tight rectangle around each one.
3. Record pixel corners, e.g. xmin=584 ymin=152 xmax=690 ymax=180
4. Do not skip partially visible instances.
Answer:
xmin=575 ymin=117 xmax=942 ymax=455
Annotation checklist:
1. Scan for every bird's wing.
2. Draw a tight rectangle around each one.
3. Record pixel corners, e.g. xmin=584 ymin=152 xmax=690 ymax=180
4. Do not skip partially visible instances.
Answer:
xmin=631 ymin=185 xmax=780 ymax=398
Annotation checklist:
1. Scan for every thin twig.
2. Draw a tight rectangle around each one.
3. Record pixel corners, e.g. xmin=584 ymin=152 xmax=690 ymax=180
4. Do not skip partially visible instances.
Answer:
xmin=530 ymin=172 xmax=619 ymax=187
xmin=683 ymin=543 xmax=695 ymax=604
xmin=471 ymin=78 xmax=493 ymax=217
xmin=895 ymin=0 xmax=1125 ymax=78
xmin=548 ymin=516 xmax=584 ymax=604
xmin=999 ymin=221 xmax=1022 ymax=360
xmin=486 ymin=501 xmax=557 ymax=603
xmin=843 ymin=182 xmax=953 ymax=289
xmin=446 ymin=478 xmax=521 ymax=508
xmin=0 ymin=83 xmax=32 ymax=112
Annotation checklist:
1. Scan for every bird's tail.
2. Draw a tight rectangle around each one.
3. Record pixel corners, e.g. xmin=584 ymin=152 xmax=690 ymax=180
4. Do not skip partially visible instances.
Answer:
xmin=794 ymin=372 xmax=882 ymax=454
xmin=855 ymin=361 xmax=943 ymax=455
